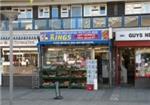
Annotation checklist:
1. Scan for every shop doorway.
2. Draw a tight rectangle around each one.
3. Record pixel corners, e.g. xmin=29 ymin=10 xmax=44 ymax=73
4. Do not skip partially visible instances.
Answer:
xmin=95 ymin=48 xmax=109 ymax=88
xmin=120 ymin=48 xmax=135 ymax=86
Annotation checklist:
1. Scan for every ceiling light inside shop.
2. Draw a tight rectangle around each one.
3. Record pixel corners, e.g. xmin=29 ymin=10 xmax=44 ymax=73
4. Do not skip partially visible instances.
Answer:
xmin=48 ymin=48 xmax=62 ymax=51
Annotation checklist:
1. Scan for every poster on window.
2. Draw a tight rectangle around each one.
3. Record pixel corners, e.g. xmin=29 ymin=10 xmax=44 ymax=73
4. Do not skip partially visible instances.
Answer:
xmin=86 ymin=59 xmax=98 ymax=90
xmin=135 ymin=49 xmax=150 ymax=78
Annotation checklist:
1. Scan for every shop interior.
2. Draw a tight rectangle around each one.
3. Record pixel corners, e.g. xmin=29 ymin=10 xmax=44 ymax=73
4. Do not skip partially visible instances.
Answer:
xmin=120 ymin=48 xmax=135 ymax=85
xmin=40 ymin=45 xmax=110 ymax=88
xmin=2 ymin=48 xmax=38 ymax=75
xmin=135 ymin=48 xmax=150 ymax=78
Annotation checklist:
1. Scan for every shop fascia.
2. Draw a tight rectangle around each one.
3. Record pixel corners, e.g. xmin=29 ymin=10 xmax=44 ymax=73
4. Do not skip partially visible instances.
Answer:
xmin=0 ymin=40 xmax=38 ymax=47
xmin=116 ymin=30 xmax=150 ymax=41
xmin=39 ymin=29 xmax=110 ymax=45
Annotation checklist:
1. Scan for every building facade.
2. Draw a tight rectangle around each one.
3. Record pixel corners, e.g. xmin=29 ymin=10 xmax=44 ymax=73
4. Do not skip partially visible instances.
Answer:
xmin=0 ymin=0 xmax=150 ymax=88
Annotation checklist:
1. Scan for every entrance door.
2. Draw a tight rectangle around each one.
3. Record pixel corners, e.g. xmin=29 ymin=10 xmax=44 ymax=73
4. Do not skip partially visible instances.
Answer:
xmin=95 ymin=51 xmax=109 ymax=88
xmin=120 ymin=48 xmax=135 ymax=86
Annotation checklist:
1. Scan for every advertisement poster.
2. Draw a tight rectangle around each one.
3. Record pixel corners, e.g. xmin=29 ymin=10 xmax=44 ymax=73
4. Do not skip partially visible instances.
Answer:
xmin=86 ymin=59 xmax=98 ymax=90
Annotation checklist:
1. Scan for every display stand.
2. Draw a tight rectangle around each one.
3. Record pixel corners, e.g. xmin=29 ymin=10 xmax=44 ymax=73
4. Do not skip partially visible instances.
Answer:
xmin=86 ymin=59 xmax=98 ymax=91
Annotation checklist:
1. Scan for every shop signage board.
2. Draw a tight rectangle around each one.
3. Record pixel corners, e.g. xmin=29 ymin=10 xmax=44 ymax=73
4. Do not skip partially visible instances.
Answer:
xmin=40 ymin=30 xmax=109 ymax=45
xmin=0 ymin=40 xmax=38 ymax=47
xmin=116 ymin=30 xmax=150 ymax=41
xmin=86 ymin=59 xmax=98 ymax=90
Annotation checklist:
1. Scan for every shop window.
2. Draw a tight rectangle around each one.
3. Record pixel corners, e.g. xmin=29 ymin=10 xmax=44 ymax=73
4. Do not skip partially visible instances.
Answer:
xmin=43 ymin=47 xmax=91 ymax=68
xmin=141 ymin=15 xmax=150 ymax=27
xmin=71 ymin=5 xmax=82 ymax=17
xmin=38 ymin=7 xmax=50 ymax=18
xmin=135 ymin=48 xmax=150 ymax=78
xmin=124 ymin=16 xmax=138 ymax=27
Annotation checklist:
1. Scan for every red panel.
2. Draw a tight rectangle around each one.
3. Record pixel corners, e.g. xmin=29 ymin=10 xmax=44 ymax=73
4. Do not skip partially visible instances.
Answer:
xmin=114 ymin=41 xmax=150 ymax=47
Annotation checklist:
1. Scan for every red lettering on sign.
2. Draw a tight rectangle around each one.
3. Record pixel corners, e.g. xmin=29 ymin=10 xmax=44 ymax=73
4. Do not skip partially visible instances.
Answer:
xmin=75 ymin=34 xmax=98 ymax=40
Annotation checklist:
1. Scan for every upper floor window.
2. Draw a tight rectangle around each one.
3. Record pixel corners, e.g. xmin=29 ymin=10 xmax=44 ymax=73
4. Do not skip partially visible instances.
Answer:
xmin=125 ymin=2 xmax=150 ymax=15
xmin=84 ymin=4 xmax=107 ymax=17
xmin=12 ymin=7 xmax=33 ymax=19
xmin=100 ymin=6 xmax=106 ymax=15
xmin=107 ymin=2 xmax=125 ymax=16
xmin=61 ymin=5 xmax=70 ymax=18
xmin=38 ymin=6 xmax=50 ymax=18
xmin=51 ymin=6 xmax=59 ymax=18
xmin=71 ymin=5 xmax=82 ymax=17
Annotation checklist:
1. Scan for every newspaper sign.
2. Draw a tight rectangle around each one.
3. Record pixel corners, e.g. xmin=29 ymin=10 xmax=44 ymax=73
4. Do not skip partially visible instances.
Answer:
xmin=86 ymin=59 xmax=98 ymax=90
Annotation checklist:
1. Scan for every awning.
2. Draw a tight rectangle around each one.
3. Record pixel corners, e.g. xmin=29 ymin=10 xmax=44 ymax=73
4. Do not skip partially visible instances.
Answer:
xmin=37 ymin=40 xmax=110 ymax=46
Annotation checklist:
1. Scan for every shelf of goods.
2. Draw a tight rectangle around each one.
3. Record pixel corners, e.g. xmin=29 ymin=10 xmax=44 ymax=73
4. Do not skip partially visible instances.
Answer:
xmin=40 ymin=68 xmax=86 ymax=89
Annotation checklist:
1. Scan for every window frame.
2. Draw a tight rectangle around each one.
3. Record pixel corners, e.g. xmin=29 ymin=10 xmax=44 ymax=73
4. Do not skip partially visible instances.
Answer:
xmin=61 ymin=5 xmax=70 ymax=18
xmin=38 ymin=6 xmax=50 ymax=18
xmin=71 ymin=5 xmax=82 ymax=18
xmin=84 ymin=4 xmax=107 ymax=17
xmin=12 ymin=7 xmax=33 ymax=19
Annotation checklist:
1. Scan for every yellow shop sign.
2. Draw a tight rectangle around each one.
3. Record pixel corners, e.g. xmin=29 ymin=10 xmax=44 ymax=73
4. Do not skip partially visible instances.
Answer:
xmin=50 ymin=34 xmax=72 ymax=41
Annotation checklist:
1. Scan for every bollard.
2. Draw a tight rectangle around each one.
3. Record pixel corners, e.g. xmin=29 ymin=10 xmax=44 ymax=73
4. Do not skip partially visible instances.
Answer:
xmin=54 ymin=81 xmax=63 ymax=100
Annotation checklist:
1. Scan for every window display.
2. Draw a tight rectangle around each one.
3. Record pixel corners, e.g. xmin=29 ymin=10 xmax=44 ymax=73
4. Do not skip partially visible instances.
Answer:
xmin=135 ymin=48 xmax=150 ymax=78
xmin=2 ymin=50 xmax=38 ymax=75
xmin=41 ymin=47 xmax=92 ymax=88
xmin=43 ymin=47 xmax=91 ymax=70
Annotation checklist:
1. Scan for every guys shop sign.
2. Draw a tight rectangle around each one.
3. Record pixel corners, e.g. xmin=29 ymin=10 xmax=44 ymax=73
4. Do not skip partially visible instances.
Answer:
xmin=116 ymin=30 xmax=150 ymax=41
xmin=40 ymin=30 xmax=109 ymax=44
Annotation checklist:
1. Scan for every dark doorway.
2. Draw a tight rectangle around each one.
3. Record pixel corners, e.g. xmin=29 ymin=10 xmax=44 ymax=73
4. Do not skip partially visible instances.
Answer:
xmin=120 ymin=48 xmax=135 ymax=85
xmin=95 ymin=52 xmax=109 ymax=88
xmin=95 ymin=54 xmax=102 ymax=85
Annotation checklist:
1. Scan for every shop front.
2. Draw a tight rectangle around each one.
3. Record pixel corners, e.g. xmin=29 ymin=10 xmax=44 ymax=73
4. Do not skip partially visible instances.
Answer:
xmin=38 ymin=29 xmax=112 ymax=89
xmin=115 ymin=29 xmax=150 ymax=88
xmin=0 ymin=34 xmax=38 ymax=87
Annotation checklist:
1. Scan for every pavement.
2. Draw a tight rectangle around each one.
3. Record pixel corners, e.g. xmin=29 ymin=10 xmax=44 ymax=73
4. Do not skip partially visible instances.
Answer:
xmin=1 ymin=87 xmax=150 ymax=105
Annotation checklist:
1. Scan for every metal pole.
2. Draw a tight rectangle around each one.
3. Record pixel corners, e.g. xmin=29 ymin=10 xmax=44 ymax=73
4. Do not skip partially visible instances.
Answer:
xmin=0 ymin=10 xmax=18 ymax=105
xmin=109 ymin=27 xmax=113 ymax=87
xmin=109 ymin=44 xmax=112 ymax=87
xmin=9 ymin=16 xmax=14 ymax=105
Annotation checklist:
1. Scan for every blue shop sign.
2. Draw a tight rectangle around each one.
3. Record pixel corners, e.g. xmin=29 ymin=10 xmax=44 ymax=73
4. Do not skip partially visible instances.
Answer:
xmin=39 ymin=30 xmax=109 ymax=45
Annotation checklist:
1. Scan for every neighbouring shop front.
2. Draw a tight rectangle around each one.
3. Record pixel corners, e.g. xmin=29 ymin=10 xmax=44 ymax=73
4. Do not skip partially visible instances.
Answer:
xmin=38 ymin=29 xmax=112 ymax=89
xmin=115 ymin=29 xmax=150 ymax=88
xmin=0 ymin=34 xmax=38 ymax=87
